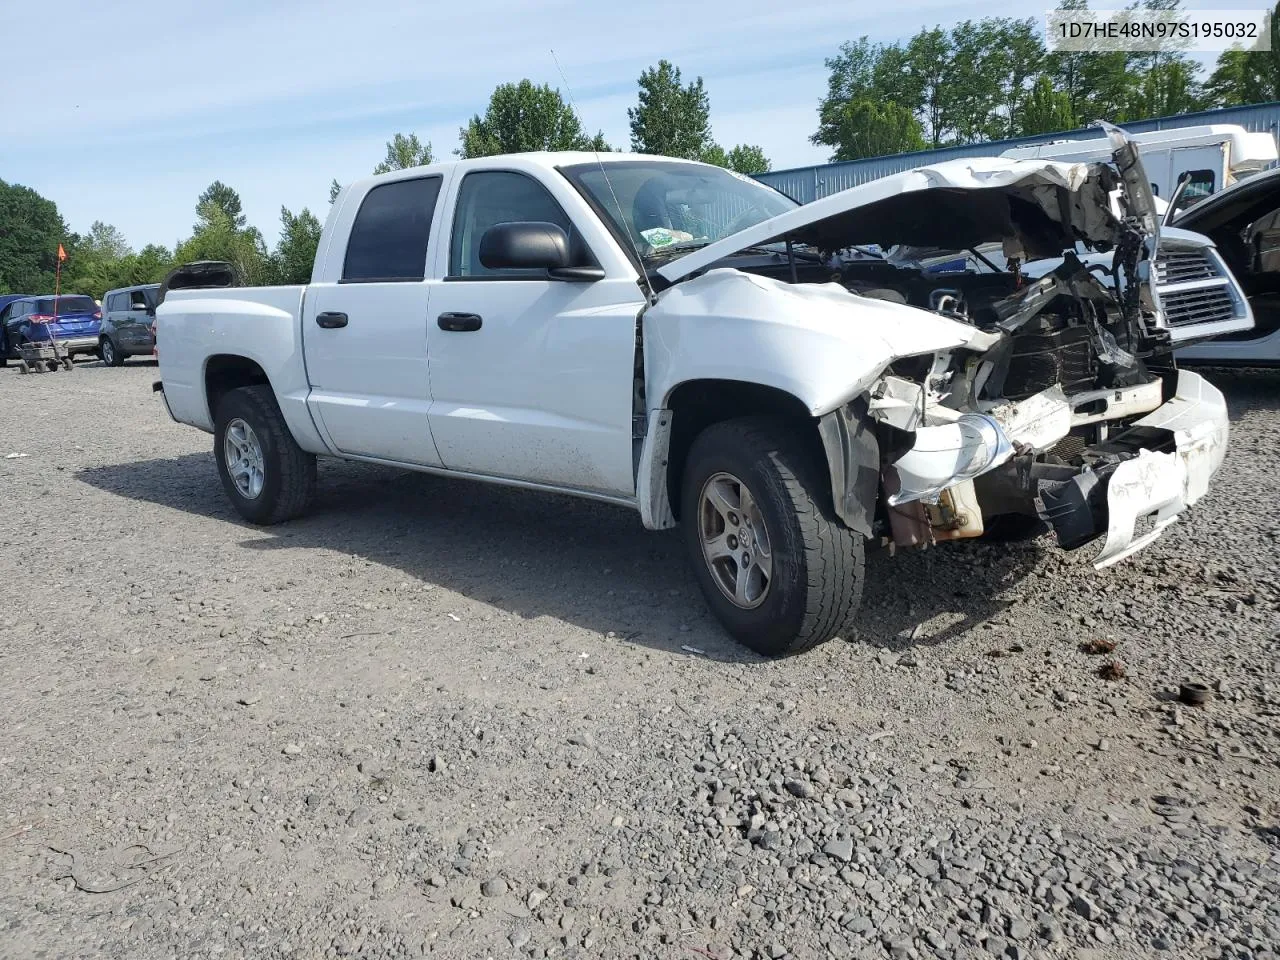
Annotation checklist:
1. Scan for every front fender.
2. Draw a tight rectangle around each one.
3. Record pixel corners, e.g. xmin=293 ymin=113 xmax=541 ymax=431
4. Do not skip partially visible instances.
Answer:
xmin=643 ymin=269 xmax=986 ymax=416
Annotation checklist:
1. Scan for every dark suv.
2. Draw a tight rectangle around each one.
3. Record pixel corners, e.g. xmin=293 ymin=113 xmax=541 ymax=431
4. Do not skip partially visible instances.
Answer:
xmin=99 ymin=284 xmax=159 ymax=365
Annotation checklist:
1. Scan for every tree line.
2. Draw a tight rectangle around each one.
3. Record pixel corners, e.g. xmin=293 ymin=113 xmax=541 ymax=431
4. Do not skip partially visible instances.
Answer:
xmin=819 ymin=0 xmax=1280 ymax=161
xmin=3 ymin=6 xmax=1279 ymax=298
xmin=0 ymin=60 xmax=766 ymax=299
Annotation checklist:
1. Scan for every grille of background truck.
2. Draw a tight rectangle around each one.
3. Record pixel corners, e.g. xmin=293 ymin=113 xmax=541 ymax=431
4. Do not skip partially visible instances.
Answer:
xmin=1154 ymin=248 xmax=1238 ymax=328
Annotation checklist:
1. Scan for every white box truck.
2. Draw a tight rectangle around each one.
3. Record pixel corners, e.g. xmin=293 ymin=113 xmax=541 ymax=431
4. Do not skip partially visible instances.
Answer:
xmin=1001 ymin=125 xmax=1277 ymax=214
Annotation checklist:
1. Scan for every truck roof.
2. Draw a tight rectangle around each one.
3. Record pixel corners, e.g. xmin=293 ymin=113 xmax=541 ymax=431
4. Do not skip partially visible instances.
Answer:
xmin=340 ymin=151 xmax=713 ymax=194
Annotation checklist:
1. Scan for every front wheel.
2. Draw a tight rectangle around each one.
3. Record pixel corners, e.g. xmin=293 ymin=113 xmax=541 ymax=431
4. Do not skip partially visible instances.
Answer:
xmin=213 ymin=385 xmax=316 ymax=524
xmin=680 ymin=417 xmax=864 ymax=657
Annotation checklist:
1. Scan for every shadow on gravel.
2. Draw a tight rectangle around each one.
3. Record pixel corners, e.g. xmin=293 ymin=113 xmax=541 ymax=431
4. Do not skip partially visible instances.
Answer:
xmin=76 ymin=450 xmax=1047 ymax=660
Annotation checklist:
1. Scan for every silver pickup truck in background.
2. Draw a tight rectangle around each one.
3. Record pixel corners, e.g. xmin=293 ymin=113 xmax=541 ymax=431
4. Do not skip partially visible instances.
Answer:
xmin=154 ymin=126 xmax=1243 ymax=656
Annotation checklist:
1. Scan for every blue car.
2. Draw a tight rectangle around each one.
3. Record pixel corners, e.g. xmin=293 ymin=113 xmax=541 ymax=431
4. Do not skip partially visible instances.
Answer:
xmin=0 ymin=294 xmax=102 ymax=365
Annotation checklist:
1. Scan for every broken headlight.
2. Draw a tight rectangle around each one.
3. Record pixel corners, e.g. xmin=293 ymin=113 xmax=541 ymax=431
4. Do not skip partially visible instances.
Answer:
xmin=887 ymin=413 xmax=1013 ymax=506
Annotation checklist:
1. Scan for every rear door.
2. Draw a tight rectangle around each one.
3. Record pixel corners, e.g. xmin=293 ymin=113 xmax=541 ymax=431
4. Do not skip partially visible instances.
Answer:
xmin=302 ymin=173 xmax=448 ymax=466
xmin=104 ymin=292 xmax=129 ymax=346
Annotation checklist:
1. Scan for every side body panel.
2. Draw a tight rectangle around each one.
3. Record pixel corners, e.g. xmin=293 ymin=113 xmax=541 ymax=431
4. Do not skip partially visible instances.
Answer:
xmin=643 ymin=269 xmax=982 ymax=416
xmin=156 ymin=285 xmax=329 ymax=453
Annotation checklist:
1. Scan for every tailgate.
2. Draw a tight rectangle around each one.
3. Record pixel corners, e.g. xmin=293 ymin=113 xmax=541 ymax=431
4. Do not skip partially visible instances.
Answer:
xmin=46 ymin=318 xmax=98 ymax=338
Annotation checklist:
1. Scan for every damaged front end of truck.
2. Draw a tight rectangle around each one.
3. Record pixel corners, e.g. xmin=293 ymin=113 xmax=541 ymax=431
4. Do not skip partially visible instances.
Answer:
xmin=651 ymin=123 xmax=1233 ymax=567
xmin=814 ymin=129 xmax=1230 ymax=566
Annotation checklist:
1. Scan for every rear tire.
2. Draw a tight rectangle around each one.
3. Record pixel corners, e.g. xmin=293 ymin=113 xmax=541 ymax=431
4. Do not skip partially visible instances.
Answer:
xmin=680 ymin=417 xmax=864 ymax=657
xmin=100 ymin=337 xmax=124 ymax=366
xmin=213 ymin=385 xmax=316 ymax=524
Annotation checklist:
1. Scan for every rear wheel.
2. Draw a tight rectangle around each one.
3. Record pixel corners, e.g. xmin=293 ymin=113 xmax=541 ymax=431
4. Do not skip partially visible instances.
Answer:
xmin=680 ymin=417 xmax=864 ymax=657
xmin=100 ymin=337 xmax=124 ymax=366
xmin=213 ymin=385 xmax=316 ymax=524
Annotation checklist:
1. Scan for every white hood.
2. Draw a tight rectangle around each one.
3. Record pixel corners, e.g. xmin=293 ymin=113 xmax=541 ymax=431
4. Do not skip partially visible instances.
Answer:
xmin=655 ymin=155 xmax=1125 ymax=285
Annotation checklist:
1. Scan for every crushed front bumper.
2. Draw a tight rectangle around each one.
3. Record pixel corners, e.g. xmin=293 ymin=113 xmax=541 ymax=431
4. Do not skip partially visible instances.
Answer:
xmin=1036 ymin=370 xmax=1228 ymax=567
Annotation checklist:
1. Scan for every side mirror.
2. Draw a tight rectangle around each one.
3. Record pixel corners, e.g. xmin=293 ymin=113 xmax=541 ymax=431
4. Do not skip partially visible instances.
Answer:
xmin=479 ymin=221 xmax=571 ymax=271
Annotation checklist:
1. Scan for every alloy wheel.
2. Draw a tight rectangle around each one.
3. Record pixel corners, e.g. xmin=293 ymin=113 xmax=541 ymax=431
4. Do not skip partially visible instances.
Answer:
xmin=698 ymin=471 xmax=773 ymax=609
xmin=224 ymin=418 xmax=266 ymax=500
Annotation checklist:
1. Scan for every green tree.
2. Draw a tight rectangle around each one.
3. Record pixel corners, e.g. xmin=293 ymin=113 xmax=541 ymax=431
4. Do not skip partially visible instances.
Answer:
xmin=814 ymin=38 xmax=898 ymax=154
xmin=194 ymin=180 xmax=246 ymax=232
xmin=820 ymin=99 xmax=927 ymax=161
xmin=725 ymin=144 xmax=771 ymax=174
xmin=904 ymin=27 xmax=954 ymax=147
xmin=176 ymin=200 xmax=268 ymax=285
xmin=1044 ymin=0 xmax=1133 ymax=122
xmin=457 ymin=80 xmax=607 ymax=158
xmin=1018 ymin=75 xmax=1077 ymax=135
xmin=984 ymin=18 xmax=1047 ymax=139
xmin=1205 ymin=2 xmax=1280 ymax=105
xmin=373 ymin=133 xmax=433 ymax=174
xmin=0 ymin=179 xmax=68 ymax=293
xmin=270 ymin=206 xmax=322 ymax=285
xmin=78 ymin=221 xmax=131 ymax=262
xmin=628 ymin=60 xmax=716 ymax=159
xmin=700 ymin=144 xmax=728 ymax=168
xmin=64 ymin=220 xmax=135 ymax=295
xmin=68 ymin=242 xmax=174 ymax=300
xmin=1122 ymin=0 xmax=1205 ymax=116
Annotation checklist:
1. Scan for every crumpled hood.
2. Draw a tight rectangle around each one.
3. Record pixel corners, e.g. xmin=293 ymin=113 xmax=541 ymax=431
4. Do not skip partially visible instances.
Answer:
xmin=656 ymin=155 xmax=1126 ymax=285
xmin=645 ymin=269 xmax=994 ymax=416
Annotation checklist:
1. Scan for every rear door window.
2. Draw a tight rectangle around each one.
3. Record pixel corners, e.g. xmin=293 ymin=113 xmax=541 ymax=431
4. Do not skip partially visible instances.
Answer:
xmin=342 ymin=177 xmax=443 ymax=282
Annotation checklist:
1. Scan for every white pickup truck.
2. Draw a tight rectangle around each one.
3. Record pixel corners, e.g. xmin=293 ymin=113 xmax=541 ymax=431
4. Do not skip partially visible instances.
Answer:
xmin=155 ymin=128 xmax=1245 ymax=656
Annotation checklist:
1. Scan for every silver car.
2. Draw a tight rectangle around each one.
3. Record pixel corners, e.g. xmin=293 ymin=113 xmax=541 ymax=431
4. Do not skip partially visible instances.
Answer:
xmin=99 ymin=284 xmax=159 ymax=366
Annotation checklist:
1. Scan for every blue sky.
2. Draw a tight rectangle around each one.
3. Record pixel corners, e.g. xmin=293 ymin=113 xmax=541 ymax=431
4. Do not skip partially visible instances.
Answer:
xmin=0 ymin=0 xmax=1244 ymax=249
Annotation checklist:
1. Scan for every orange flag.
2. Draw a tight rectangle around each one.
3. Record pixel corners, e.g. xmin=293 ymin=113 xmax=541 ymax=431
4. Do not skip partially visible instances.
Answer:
xmin=57 ymin=243 xmax=67 ymax=262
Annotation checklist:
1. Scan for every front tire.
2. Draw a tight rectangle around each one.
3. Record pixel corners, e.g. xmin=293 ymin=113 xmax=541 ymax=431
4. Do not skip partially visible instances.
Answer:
xmin=213 ymin=385 xmax=316 ymax=524
xmin=100 ymin=337 xmax=124 ymax=366
xmin=680 ymin=417 xmax=864 ymax=657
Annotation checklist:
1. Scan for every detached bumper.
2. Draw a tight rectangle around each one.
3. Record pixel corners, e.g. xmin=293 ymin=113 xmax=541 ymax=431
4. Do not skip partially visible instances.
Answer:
xmin=1037 ymin=370 xmax=1228 ymax=567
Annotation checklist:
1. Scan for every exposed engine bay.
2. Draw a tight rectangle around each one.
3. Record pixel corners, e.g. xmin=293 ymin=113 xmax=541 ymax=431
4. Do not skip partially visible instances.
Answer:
xmin=720 ymin=142 xmax=1228 ymax=565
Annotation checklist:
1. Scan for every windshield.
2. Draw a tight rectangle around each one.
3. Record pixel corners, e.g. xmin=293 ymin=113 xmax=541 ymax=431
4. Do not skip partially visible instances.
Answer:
xmin=33 ymin=296 xmax=98 ymax=316
xmin=560 ymin=160 xmax=797 ymax=261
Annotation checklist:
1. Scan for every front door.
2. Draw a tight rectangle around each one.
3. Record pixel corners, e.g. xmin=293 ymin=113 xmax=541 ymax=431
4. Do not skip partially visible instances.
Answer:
xmin=424 ymin=169 xmax=642 ymax=496
xmin=302 ymin=174 xmax=447 ymax=466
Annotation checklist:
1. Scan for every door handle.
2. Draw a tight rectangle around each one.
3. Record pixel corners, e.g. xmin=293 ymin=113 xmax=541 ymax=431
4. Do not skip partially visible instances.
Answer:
xmin=437 ymin=312 xmax=482 ymax=332
xmin=316 ymin=311 xmax=348 ymax=329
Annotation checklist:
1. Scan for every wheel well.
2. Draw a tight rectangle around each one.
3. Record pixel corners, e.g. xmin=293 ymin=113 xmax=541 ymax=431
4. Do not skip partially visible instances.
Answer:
xmin=205 ymin=355 xmax=269 ymax=418
xmin=664 ymin=379 xmax=822 ymax=519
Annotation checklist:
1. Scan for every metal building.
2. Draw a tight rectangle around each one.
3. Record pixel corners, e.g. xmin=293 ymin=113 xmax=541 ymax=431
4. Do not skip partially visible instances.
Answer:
xmin=754 ymin=101 xmax=1280 ymax=203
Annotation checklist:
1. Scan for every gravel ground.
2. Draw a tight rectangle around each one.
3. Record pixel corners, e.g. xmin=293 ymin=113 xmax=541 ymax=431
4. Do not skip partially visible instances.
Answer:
xmin=1 ymin=360 xmax=1278 ymax=960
